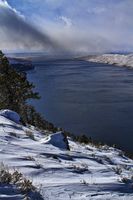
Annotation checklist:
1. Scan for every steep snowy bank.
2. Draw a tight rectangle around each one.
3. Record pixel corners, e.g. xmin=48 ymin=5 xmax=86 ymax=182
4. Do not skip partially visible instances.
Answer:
xmin=0 ymin=110 xmax=133 ymax=199
xmin=84 ymin=54 xmax=133 ymax=67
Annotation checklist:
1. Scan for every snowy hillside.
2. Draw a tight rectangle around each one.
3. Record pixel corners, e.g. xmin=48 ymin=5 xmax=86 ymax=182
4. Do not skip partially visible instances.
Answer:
xmin=0 ymin=110 xmax=133 ymax=199
xmin=84 ymin=54 xmax=133 ymax=67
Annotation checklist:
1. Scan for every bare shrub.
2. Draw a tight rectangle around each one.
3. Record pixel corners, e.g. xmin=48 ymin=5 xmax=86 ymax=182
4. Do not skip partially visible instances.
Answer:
xmin=0 ymin=163 xmax=44 ymax=199
xmin=25 ymin=156 xmax=35 ymax=161
xmin=112 ymin=166 xmax=123 ymax=175
xmin=70 ymin=163 xmax=89 ymax=174
xmin=25 ymin=130 xmax=35 ymax=140
xmin=120 ymin=175 xmax=133 ymax=184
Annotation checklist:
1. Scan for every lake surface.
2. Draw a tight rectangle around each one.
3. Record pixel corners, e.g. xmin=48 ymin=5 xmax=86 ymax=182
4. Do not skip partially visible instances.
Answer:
xmin=27 ymin=59 xmax=133 ymax=153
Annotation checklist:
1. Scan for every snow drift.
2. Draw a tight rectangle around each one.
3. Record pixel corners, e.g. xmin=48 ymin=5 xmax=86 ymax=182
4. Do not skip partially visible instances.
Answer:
xmin=41 ymin=132 xmax=69 ymax=150
xmin=0 ymin=109 xmax=20 ymax=123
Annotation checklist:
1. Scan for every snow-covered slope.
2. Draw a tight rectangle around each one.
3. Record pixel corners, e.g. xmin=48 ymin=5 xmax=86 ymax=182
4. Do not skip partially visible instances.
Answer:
xmin=84 ymin=54 xmax=133 ymax=67
xmin=0 ymin=110 xmax=133 ymax=199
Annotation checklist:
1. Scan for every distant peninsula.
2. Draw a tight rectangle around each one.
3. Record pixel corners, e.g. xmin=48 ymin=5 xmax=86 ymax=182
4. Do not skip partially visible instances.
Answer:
xmin=83 ymin=53 xmax=133 ymax=68
xmin=8 ymin=57 xmax=34 ymax=72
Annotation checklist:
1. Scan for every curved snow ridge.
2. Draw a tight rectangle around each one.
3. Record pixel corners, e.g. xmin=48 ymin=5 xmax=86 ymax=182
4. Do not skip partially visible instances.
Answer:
xmin=85 ymin=53 xmax=133 ymax=67
xmin=40 ymin=132 xmax=69 ymax=150
xmin=0 ymin=110 xmax=20 ymax=123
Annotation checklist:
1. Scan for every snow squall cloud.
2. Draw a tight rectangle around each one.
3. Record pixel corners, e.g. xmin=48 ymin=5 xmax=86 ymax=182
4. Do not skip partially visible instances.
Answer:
xmin=0 ymin=0 xmax=111 ymax=54
xmin=0 ymin=0 xmax=59 ymax=52
xmin=0 ymin=0 xmax=133 ymax=54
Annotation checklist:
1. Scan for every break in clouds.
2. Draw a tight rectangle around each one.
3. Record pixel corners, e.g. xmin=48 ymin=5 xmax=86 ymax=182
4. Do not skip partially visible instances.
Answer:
xmin=0 ymin=0 xmax=133 ymax=54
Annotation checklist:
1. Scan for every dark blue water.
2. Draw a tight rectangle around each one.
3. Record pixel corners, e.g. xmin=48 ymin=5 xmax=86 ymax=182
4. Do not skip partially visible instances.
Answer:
xmin=27 ymin=59 xmax=133 ymax=153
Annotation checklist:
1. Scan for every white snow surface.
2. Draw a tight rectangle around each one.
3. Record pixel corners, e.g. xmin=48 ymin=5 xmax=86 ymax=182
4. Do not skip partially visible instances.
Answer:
xmin=0 ymin=110 xmax=133 ymax=199
xmin=84 ymin=53 xmax=133 ymax=67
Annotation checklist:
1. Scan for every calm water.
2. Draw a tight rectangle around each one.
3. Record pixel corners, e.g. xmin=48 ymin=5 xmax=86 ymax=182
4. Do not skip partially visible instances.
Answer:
xmin=27 ymin=59 xmax=133 ymax=153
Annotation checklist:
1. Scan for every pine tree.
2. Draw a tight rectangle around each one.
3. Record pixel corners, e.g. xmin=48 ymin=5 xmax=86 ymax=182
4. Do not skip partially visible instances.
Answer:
xmin=0 ymin=50 xmax=56 ymax=130
xmin=0 ymin=50 xmax=39 ymax=120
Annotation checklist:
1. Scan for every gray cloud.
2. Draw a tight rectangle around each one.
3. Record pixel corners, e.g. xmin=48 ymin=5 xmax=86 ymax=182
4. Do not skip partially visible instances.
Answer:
xmin=1 ymin=0 xmax=133 ymax=54
xmin=0 ymin=0 xmax=60 ymax=52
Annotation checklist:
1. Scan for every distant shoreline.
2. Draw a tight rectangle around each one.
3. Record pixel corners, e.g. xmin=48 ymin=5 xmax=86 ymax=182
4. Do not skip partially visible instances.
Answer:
xmin=8 ymin=57 xmax=35 ymax=72
xmin=81 ymin=53 xmax=133 ymax=68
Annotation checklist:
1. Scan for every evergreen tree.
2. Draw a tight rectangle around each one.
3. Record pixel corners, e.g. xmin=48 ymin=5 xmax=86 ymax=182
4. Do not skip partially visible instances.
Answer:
xmin=0 ymin=51 xmax=39 ymax=120
xmin=0 ymin=50 xmax=56 ymax=131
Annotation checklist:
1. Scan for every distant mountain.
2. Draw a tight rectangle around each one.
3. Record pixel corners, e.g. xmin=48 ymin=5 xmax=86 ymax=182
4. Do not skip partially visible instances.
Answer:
xmin=83 ymin=53 xmax=133 ymax=68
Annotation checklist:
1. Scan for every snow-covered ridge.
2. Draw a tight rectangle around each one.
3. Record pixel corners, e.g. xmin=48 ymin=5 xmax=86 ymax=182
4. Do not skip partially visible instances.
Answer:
xmin=84 ymin=53 xmax=133 ymax=67
xmin=0 ymin=110 xmax=133 ymax=199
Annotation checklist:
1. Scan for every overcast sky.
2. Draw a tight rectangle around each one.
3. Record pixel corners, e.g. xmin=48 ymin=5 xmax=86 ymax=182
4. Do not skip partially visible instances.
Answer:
xmin=0 ymin=0 xmax=133 ymax=54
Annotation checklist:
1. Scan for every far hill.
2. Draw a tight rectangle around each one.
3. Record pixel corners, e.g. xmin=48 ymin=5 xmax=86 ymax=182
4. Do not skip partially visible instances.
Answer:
xmin=82 ymin=53 xmax=133 ymax=68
